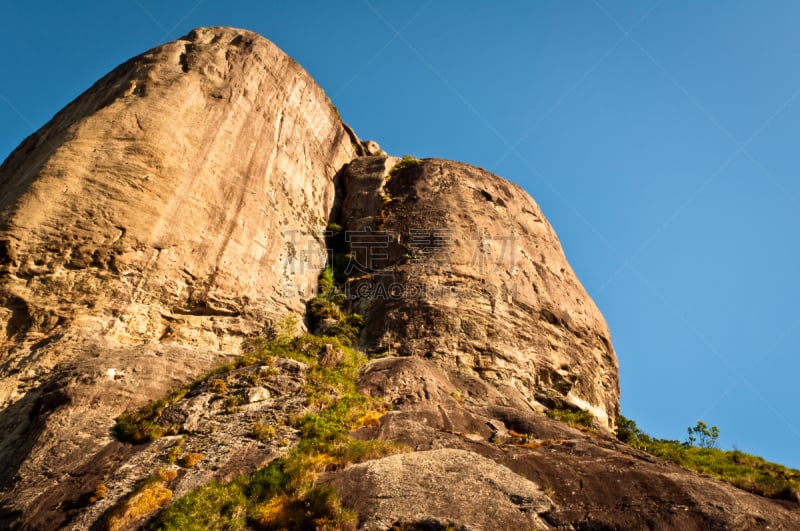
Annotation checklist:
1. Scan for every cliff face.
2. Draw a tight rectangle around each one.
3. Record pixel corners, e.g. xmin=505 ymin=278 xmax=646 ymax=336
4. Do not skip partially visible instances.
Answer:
xmin=0 ymin=26 xmax=355 ymax=522
xmin=337 ymin=156 xmax=618 ymax=428
xmin=0 ymin=26 xmax=797 ymax=530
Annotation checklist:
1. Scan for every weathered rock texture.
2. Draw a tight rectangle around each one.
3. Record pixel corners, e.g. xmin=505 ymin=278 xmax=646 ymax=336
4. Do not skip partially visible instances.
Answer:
xmin=0 ymin=26 xmax=355 ymax=524
xmin=1 ymin=25 xmax=798 ymax=531
xmin=344 ymin=355 xmax=800 ymax=530
xmin=323 ymin=448 xmax=553 ymax=530
xmin=337 ymin=156 xmax=618 ymax=428
xmin=68 ymin=355 xmax=310 ymax=531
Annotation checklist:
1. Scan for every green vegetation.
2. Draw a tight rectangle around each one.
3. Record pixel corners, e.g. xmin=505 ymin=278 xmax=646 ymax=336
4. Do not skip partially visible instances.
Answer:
xmin=114 ymin=317 xmax=316 ymax=444
xmin=109 ymin=189 xmax=412 ymax=528
xmin=307 ymin=222 xmax=365 ymax=344
xmin=326 ymin=222 xmax=343 ymax=235
xmin=324 ymin=223 xmax=355 ymax=286
xmin=687 ymin=419 xmax=719 ymax=448
xmin=389 ymin=154 xmax=419 ymax=178
xmin=166 ymin=439 xmax=184 ymax=464
xmin=329 ymin=102 xmax=342 ymax=121
xmin=114 ymin=355 xmax=261 ymax=444
xmin=114 ymin=387 xmax=190 ymax=443
xmin=149 ymin=467 xmax=357 ymax=531
xmin=115 ymin=332 xmax=376 ymax=442
xmin=115 ymin=261 xmax=400 ymax=528
xmin=545 ymin=407 xmax=594 ymax=428
xmin=146 ymin=333 xmax=407 ymax=530
xmin=251 ymin=422 xmax=276 ymax=442
xmin=306 ymin=266 xmax=364 ymax=344
xmin=115 ymin=218 xmax=393 ymax=528
xmin=616 ymin=415 xmax=800 ymax=502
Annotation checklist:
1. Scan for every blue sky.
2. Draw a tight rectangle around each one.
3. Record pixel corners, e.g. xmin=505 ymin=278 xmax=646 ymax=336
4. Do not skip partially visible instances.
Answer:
xmin=2 ymin=1 xmax=799 ymax=469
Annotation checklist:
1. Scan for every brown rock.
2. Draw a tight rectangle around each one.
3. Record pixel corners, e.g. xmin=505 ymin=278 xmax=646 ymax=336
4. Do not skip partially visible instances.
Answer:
xmin=0 ymin=26 xmax=355 ymax=525
xmin=351 ymin=356 xmax=800 ymax=530
xmin=322 ymin=448 xmax=553 ymax=530
xmin=338 ymin=156 xmax=619 ymax=428
xmin=245 ymin=386 xmax=271 ymax=404
xmin=319 ymin=342 xmax=344 ymax=368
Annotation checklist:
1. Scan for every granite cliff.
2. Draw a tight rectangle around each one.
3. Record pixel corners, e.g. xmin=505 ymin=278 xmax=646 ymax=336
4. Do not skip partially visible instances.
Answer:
xmin=0 ymin=26 xmax=353 ymax=526
xmin=0 ymin=26 xmax=797 ymax=530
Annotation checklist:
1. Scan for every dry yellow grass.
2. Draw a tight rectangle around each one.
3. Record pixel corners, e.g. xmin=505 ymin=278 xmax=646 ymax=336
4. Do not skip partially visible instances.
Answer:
xmin=251 ymin=422 xmax=276 ymax=442
xmin=209 ymin=378 xmax=227 ymax=394
xmin=357 ymin=410 xmax=383 ymax=428
xmin=155 ymin=468 xmax=178 ymax=482
xmin=104 ymin=486 xmax=173 ymax=531
xmin=89 ymin=483 xmax=107 ymax=503
xmin=255 ymin=494 xmax=293 ymax=527
xmin=179 ymin=452 xmax=204 ymax=468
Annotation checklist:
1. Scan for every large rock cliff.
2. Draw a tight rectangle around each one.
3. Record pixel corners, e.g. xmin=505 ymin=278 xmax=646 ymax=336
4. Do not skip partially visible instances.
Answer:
xmin=0 ymin=26 xmax=797 ymax=530
xmin=337 ymin=156 xmax=618 ymax=427
xmin=0 ymin=26 xmax=355 ymax=523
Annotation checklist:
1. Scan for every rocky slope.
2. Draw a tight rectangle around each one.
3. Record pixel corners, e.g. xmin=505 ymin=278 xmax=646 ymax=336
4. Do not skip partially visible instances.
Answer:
xmin=344 ymin=355 xmax=800 ymax=529
xmin=0 ymin=26 xmax=797 ymax=530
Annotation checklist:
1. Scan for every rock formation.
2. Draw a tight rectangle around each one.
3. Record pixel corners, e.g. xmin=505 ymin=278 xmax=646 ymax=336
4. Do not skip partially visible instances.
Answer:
xmin=0 ymin=26 xmax=355 ymax=524
xmin=0 ymin=26 xmax=797 ymax=530
xmin=336 ymin=156 xmax=618 ymax=428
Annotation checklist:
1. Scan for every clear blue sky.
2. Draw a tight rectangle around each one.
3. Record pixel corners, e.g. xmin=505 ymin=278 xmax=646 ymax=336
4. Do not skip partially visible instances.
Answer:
xmin=2 ymin=1 xmax=799 ymax=469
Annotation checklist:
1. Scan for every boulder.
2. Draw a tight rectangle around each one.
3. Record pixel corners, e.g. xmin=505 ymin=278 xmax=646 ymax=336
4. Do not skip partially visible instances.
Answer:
xmin=322 ymin=448 xmax=553 ymax=530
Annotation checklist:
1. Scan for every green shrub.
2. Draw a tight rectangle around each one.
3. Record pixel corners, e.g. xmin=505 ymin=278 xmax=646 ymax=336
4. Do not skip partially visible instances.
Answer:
xmin=224 ymin=394 xmax=244 ymax=413
xmin=148 ymin=478 xmax=247 ymax=530
xmin=545 ymin=407 xmax=594 ymax=428
xmin=251 ymin=423 xmax=276 ymax=442
xmin=274 ymin=312 xmax=300 ymax=340
xmin=389 ymin=154 xmax=419 ymax=177
xmin=209 ymin=378 xmax=227 ymax=395
xmin=615 ymin=414 xmax=645 ymax=448
xmin=332 ymin=438 xmax=408 ymax=467
xmin=166 ymin=440 xmax=184 ymax=464
xmin=306 ymin=265 xmax=363 ymax=343
xmin=114 ymin=389 xmax=189 ymax=443
xmin=330 ymin=253 xmax=353 ymax=283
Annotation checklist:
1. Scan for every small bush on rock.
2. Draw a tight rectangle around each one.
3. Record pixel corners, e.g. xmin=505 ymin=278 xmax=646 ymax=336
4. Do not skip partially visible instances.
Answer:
xmin=545 ymin=407 xmax=594 ymax=428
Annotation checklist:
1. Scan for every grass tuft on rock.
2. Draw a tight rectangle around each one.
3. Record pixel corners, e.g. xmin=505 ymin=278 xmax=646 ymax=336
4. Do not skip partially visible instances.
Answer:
xmin=545 ymin=407 xmax=594 ymax=428
xmin=102 ymin=468 xmax=177 ymax=531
